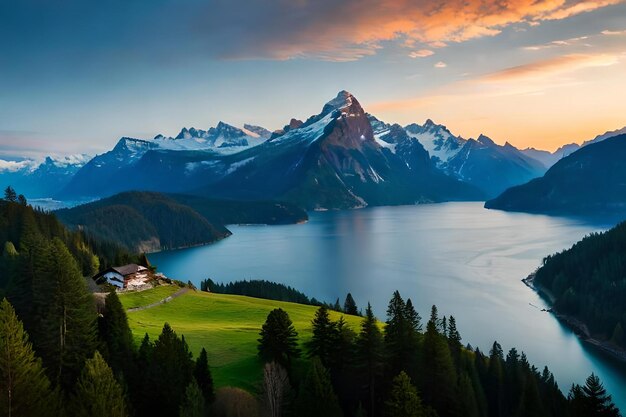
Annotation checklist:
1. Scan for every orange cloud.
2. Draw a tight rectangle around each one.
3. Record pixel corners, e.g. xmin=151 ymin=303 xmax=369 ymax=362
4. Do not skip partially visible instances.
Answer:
xmin=409 ymin=49 xmax=435 ymax=58
xmin=482 ymin=53 xmax=620 ymax=81
xmin=207 ymin=0 xmax=624 ymax=60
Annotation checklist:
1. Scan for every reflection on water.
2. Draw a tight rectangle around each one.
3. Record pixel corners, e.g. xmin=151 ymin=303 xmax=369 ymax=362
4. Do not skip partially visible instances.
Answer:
xmin=150 ymin=202 xmax=626 ymax=409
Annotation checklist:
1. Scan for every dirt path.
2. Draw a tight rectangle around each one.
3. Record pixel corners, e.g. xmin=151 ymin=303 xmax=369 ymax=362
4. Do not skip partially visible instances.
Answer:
xmin=127 ymin=287 xmax=191 ymax=312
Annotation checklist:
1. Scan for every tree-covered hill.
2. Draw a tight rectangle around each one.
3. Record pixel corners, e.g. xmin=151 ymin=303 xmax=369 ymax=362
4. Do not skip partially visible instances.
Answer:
xmin=534 ymin=221 xmax=626 ymax=351
xmin=56 ymin=191 xmax=309 ymax=253
xmin=56 ymin=191 xmax=232 ymax=252
xmin=485 ymin=134 xmax=626 ymax=215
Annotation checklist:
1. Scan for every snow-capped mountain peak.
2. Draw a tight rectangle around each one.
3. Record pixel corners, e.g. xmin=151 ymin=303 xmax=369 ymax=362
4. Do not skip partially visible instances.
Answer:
xmin=404 ymin=120 xmax=466 ymax=166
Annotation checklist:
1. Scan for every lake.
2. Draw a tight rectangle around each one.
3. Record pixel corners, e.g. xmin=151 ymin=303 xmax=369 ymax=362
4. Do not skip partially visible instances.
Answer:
xmin=149 ymin=202 xmax=626 ymax=409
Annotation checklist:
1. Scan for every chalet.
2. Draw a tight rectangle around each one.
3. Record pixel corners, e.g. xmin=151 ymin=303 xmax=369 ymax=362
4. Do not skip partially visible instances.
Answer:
xmin=93 ymin=264 xmax=152 ymax=290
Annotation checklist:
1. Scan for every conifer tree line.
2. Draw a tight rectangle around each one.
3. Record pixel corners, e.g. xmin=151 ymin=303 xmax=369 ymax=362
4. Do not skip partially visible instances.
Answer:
xmin=257 ymin=290 xmax=621 ymax=417
xmin=535 ymin=220 xmax=626 ymax=349
xmin=0 ymin=193 xmax=216 ymax=417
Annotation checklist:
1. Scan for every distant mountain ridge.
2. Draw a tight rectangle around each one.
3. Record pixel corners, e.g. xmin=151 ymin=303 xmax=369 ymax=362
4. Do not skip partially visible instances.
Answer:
xmin=485 ymin=133 xmax=626 ymax=215
xmin=4 ymin=90 xmax=624 ymax=209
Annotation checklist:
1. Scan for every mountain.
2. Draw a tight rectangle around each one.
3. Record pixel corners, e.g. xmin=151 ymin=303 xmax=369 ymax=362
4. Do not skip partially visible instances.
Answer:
xmin=154 ymin=121 xmax=269 ymax=151
xmin=0 ymin=155 xmax=89 ymax=198
xmin=404 ymin=119 xmax=466 ymax=167
xmin=404 ymin=120 xmax=546 ymax=197
xmin=521 ymin=126 xmax=626 ymax=169
xmin=485 ymin=134 xmax=626 ymax=214
xmin=441 ymin=135 xmax=547 ymax=198
xmin=61 ymin=91 xmax=483 ymax=208
xmin=195 ymin=91 xmax=484 ymax=209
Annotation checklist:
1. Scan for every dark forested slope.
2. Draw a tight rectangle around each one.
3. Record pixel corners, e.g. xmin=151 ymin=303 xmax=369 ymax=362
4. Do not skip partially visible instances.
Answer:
xmin=534 ymin=221 xmax=626 ymax=351
xmin=486 ymin=134 xmax=626 ymax=215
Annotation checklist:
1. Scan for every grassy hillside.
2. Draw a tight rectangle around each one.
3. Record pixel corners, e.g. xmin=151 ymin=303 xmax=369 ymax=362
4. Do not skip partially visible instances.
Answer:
xmin=119 ymin=287 xmax=363 ymax=392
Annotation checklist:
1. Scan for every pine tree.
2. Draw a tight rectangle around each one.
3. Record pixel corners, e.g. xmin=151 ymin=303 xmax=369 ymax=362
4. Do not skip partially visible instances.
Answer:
xmin=457 ymin=373 xmax=480 ymax=417
xmin=447 ymin=316 xmax=462 ymax=364
xmin=421 ymin=306 xmax=458 ymax=417
xmin=307 ymin=306 xmax=337 ymax=368
xmin=194 ymin=348 xmax=215 ymax=405
xmin=3 ymin=186 xmax=16 ymax=202
xmin=70 ymin=351 xmax=127 ymax=417
xmin=295 ymin=357 xmax=343 ymax=417
xmin=0 ymin=298 xmax=59 ymax=417
xmin=576 ymin=373 xmax=620 ymax=417
xmin=145 ymin=323 xmax=194 ymax=417
xmin=405 ymin=299 xmax=422 ymax=332
xmin=98 ymin=291 xmax=135 ymax=376
xmin=385 ymin=371 xmax=425 ymax=417
xmin=385 ymin=291 xmax=418 ymax=378
xmin=344 ymin=293 xmax=358 ymax=316
xmin=179 ymin=379 xmax=206 ymax=417
xmin=258 ymin=308 xmax=300 ymax=368
xmin=354 ymin=303 xmax=385 ymax=417
xmin=486 ymin=341 xmax=505 ymax=417
xmin=32 ymin=238 xmax=97 ymax=389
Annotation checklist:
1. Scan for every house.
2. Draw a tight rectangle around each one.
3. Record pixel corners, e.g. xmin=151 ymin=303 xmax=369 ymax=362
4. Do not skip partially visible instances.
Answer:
xmin=93 ymin=264 xmax=152 ymax=290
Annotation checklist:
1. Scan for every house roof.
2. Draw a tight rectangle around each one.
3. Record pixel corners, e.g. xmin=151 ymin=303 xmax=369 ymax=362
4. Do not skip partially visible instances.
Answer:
xmin=112 ymin=264 xmax=146 ymax=276
xmin=93 ymin=263 xmax=147 ymax=280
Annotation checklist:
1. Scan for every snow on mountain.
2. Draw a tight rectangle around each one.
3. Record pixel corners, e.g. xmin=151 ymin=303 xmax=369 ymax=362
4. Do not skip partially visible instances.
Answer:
xmin=153 ymin=121 xmax=269 ymax=153
xmin=404 ymin=120 xmax=466 ymax=167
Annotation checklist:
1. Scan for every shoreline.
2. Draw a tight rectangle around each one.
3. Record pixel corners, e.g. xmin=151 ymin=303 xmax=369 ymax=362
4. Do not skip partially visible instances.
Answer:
xmin=523 ymin=273 xmax=626 ymax=363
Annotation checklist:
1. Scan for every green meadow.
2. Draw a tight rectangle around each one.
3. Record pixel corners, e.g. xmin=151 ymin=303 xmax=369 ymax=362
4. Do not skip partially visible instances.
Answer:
xmin=119 ymin=287 xmax=364 ymax=392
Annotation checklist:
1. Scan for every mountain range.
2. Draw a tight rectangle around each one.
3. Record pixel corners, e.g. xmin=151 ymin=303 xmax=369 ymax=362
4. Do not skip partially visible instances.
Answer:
xmin=485 ymin=133 xmax=626 ymax=215
xmin=2 ymin=91 xmax=625 ymax=210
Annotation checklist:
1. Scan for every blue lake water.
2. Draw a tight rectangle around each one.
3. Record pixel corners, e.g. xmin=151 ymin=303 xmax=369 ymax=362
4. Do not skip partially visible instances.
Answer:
xmin=149 ymin=202 xmax=626 ymax=409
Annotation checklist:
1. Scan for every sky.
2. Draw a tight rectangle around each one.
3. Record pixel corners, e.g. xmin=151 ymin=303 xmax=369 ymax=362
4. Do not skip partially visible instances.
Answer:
xmin=1 ymin=0 xmax=625 ymax=159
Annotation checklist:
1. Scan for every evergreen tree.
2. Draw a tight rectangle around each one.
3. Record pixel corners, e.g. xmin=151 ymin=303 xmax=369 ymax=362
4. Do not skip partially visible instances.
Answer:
xmin=32 ymin=238 xmax=97 ymax=389
xmin=3 ymin=186 xmax=16 ymax=202
xmin=385 ymin=291 xmax=419 ymax=378
xmin=405 ymin=299 xmax=422 ymax=332
xmin=179 ymin=379 xmax=206 ymax=417
xmin=486 ymin=341 xmax=505 ymax=417
xmin=70 ymin=351 xmax=128 ymax=417
xmin=0 ymin=298 xmax=59 ymax=417
xmin=144 ymin=323 xmax=194 ymax=417
xmin=421 ymin=305 xmax=458 ymax=417
xmin=295 ymin=357 xmax=343 ymax=417
xmin=333 ymin=298 xmax=342 ymax=312
xmin=447 ymin=316 xmax=462 ymax=365
xmin=385 ymin=371 xmax=425 ymax=417
xmin=344 ymin=293 xmax=358 ymax=316
xmin=307 ymin=306 xmax=337 ymax=368
xmin=569 ymin=373 xmax=620 ymax=417
xmin=258 ymin=308 xmax=300 ymax=368
xmin=457 ymin=373 xmax=480 ymax=417
xmin=17 ymin=195 xmax=27 ymax=206
xmin=354 ymin=303 xmax=385 ymax=417
xmin=194 ymin=348 xmax=215 ymax=405
xmin=98 ymin=291 xmax=135 ymax=376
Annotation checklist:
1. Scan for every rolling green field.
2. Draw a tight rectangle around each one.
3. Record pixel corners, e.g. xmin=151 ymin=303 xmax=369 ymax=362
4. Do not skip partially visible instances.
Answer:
xmin=119 ymin=287 xmax=364 ymax=392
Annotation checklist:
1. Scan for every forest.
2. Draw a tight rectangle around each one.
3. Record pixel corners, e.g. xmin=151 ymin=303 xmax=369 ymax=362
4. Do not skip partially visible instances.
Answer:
xmin=534 ymin=220 xmax=626 ymax=349
xmin=0 ymin=187 xmax=621 ymax=417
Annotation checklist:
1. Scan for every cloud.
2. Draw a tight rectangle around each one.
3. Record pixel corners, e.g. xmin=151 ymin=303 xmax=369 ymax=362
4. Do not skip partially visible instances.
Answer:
xmin=0 ymin=159 xmax=37 ymax=173
xmin=482 ymin=53 xmax=620 ymax=82
xmin=524 ymin=35 xmax=590 ymax=50
xmin=200 ymin=0 xmax=622 ymax=61
xmin=409 ymin=49 xmax=435 ymax=58
xmin=434 ymin=61 xmax=448 ymax=68
xmin=602 ymin=29 xmax=626 ymax=35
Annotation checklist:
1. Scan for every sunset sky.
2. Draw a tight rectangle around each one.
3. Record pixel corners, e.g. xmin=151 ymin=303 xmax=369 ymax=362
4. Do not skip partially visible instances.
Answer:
xmin=1 ymin=0 xmax=625 ymax=158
